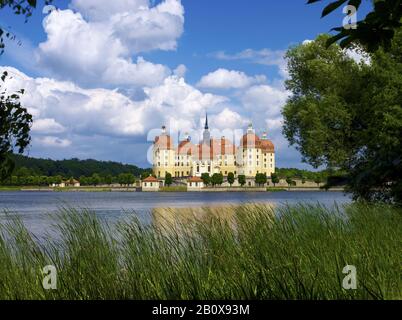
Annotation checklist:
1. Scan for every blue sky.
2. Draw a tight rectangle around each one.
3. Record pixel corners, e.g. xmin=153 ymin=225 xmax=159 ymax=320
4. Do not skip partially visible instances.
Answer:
xmin=0 ymin=0 xmax=372 ymax=168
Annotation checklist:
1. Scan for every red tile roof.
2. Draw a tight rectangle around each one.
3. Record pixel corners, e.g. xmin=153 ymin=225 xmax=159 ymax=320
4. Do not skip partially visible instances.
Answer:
xmin=177 ymin=139 xmax=194 ymax=155
xmin=241 ymin=133 xmax=260 ymax=148
xmin=188 ymin=176 xmax=203 ymax=183
xmin=142 ymin=176 xmax=159 ymax=182
xmin=154 ymin=135 xmax=173 ymax=150
xmin=260 ymin=139 xmax=275 ymax=152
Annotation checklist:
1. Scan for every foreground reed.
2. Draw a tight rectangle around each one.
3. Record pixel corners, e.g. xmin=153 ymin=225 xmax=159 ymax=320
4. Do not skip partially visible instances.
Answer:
xmin=0 ymin=203 xmax=400 ymax=300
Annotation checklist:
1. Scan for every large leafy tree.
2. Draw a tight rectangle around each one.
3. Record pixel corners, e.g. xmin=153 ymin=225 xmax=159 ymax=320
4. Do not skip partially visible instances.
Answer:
xmin=283 ymin=33 xmax=402 ymax=203
xmin=0 ymin=0 xmax=54 ymax=180
xmin=0 ymin=71 xmax=32 ymax=181
xmin=308 ymin=0 xmax=402 ymax=52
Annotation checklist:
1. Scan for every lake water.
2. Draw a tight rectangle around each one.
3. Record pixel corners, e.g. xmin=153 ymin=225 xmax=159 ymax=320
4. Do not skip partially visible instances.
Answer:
xmin=0 ymin=191 xmax=351 ymax=237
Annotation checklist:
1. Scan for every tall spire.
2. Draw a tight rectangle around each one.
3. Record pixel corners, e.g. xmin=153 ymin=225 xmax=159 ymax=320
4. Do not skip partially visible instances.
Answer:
xmin=202 ymin=112 xmax=210 ymax=145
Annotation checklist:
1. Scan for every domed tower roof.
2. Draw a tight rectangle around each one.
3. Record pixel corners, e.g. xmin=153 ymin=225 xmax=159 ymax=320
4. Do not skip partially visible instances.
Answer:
xmin=260 ymin=131 xmax=274 ymax=152
xmin=260 ymin=139 xmax=275 ymax=152
xmin=241 ymin=123 xmax=261 ymax=148
xmin=154 ymin=126 xmax=173 ymax=150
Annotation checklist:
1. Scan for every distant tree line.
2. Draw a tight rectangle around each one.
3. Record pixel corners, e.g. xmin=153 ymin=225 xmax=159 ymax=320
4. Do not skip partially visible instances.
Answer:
xmin=1 ymin=155 xmax=338 ymax=187
xmin=0 ymin=155 xmax=154 ymax=186
xmin=194 ymin=168 xmax=334 ymax=188
xmin=0 ymin=169 xmax=157 ymax=187
xmin=8 ymin=155 xmax=149 ymax=177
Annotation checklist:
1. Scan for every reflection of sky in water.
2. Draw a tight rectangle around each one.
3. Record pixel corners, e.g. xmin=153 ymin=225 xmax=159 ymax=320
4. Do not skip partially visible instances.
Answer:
xmin=0 ymin=191 xmax=352 ymax=238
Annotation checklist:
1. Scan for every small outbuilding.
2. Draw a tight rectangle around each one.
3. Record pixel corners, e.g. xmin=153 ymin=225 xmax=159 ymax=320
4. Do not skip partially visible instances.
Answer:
xmin=187 ymin=176 xmax=204 ymax=191
xmin=141 ymin=176 xmax=160 ymax=192
xmin=66 ymin=178 xmax=80 ymax=187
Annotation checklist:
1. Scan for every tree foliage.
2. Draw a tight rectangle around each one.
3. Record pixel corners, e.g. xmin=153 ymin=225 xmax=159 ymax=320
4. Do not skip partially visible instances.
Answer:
xmin=255 ymin=173 xmax=267 ymax=186
xmin=283 ymin=32 xmax=402 ymax=203
xmin=308 ymin=0 xmax=402 ymax=52
xmin=238 ymin=174 xmax=246 ymax=187
xmin=118 ymin=173 xmax=135 ymax=186
xmin=271 ymin=173 xmax=279 ymax=187
xmin=211 ymin=173 xmax=223 ymax=186
xmin=9 ymin=154 xmax=147 ymax=178
xmin=165 ymin=172 xmax=173 ymax=186
xmin=0 ymin=71 xmax=32 ymax=181
xmin=227 ymin=172 xmax=235 ymax=186
xmin=201 ymin=173 xmax=210 ymax=186
xmin=0 ymin=0 xmax=54 ymax=54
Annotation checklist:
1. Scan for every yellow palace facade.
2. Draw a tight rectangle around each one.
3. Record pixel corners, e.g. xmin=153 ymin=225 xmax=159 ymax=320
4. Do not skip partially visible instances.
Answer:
xmin=152 ymin=115 xmax=275 ymax=179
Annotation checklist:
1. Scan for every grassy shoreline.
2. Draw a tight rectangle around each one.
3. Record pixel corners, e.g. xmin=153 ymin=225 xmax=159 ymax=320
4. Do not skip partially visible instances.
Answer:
xmin=0 ymin=186 xmax=344 ymax=192
xmin=0 ymin=203 xmax=400 ymax=299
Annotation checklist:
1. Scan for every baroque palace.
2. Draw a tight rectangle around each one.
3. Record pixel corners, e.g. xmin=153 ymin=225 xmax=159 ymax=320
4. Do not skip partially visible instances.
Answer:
xmin=152 ymin=114 xmax=275 ymax=179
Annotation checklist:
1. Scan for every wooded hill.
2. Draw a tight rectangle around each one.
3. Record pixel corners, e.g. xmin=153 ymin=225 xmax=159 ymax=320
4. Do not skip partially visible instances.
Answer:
xmin=11 ymin=154 xmax=149 ymax=178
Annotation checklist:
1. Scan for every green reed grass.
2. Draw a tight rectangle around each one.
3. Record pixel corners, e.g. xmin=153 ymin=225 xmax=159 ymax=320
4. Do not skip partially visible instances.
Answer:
xmin=0 ymin=203 xmax=400 ymax=300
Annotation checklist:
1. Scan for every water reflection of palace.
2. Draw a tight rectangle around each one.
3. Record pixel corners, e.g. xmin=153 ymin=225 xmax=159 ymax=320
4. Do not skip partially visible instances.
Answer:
xmin=151 ymin=203 xmax=276 ymax=233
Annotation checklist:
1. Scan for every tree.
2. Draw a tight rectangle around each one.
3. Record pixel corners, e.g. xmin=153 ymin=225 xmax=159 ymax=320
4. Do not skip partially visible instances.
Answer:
xmin=105 ymin=174 xmax=113 ymax=185
xmin=271 ymin=173 xmax=279 ymax=187
xmin=255 ymin=173 xmax=267 ymax=186
xmin=227 ymin=172 xmax=235 ymax=186
xmin=308 ymin=0 xmax=402 ymax=52
xmin=118 ymin=173 xmax=126 ymax=186
xmin=91 ymin=173 xmax=101 ymax=186
xmin=211 ymin=173 xmax=223 ymax=186
xmin=165 ymin=172 xmax=173 ymax=186
xmin=54 ymin=175 xmax=62 ymax=184
xmin=286 ymin=177 xmax=294 ymax=188
xmin=283 ymin=33 xmax=402 ymax=203
xmin=126 ymin=173 xmax=135 ymax=186
xmin=0 ymin=72 xmax=32 ymax=181
xmin=201 ymin=173 xmax=210 ymax=186
xmin=117 ymin=173 xmax=135 ymax=186
xmin=314 ymin=177 xmax=322 ymax=187
xmin=238 ymin=174 xmax=246 ymax=187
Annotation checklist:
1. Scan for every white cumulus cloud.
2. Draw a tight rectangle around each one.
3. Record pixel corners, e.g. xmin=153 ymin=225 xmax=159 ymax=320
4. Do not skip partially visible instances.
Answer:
xmin=35 ymin=0 xmax=184 ymax=87
xmin=242 ymin=84 xmax=288 ymax=118
xmin=31 ymin=118 xmax=66 ymax=134
xmin=197 ymin=68 xmax=266 ymax=89
xmin=0 ymin=67 xmax=227 ymax=154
